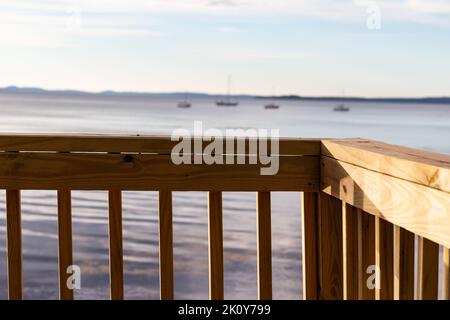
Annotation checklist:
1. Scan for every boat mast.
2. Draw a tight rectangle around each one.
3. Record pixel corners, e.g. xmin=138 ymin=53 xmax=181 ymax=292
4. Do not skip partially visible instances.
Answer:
xmin=227 ymin=75 xmax=231 ymax=102
xmin=272 ymin=86 xmax=276 ymax=104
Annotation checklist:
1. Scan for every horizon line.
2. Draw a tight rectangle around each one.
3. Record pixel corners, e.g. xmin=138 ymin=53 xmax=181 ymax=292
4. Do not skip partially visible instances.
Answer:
xmin=1 ymin=85 xmax=450 ymax=101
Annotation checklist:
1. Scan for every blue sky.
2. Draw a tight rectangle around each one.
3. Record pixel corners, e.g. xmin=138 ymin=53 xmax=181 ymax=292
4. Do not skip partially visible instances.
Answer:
xmin=0 ymin=0 xmax=449 ymax=97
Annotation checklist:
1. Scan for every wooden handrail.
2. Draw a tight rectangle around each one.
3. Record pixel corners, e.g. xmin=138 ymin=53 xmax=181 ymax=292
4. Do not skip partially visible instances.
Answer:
xmin=322 ymin=139 xmax=450 ymax=193
xmin=0 ymin=135 xmax=448 ymax=300
xmin=0 ymin=134 xmax=320 ymax=155
xmin=0 ymin=152 xmax=319 ymax=191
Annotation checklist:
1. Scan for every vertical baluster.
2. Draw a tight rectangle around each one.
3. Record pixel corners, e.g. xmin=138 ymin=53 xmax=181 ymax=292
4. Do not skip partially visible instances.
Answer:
xmin=6 ymin=190 xmax=22 ymax=300
xmin=394 ymin=226 xmax=415 ymax=300
xmin=317 ymin=192 xmax=343 ymax=300
xmin=57 ymin=190 xmax=74 ymax=300
xmin=108 ymin=190 xmax=124 ymax=300
xmin=417 ymin=237 xmax=439 ymax=300
xmin=357 ymin=210 xmax=375 ymax=300
xmin=301 ymin=192 xmax=319 ymax=300
xmin=208 ymin=191 xmax=224 ymax=300
xmin=444 ymin=247 xmax=450 ymax=300
xmin=375 ymin=217 xmax=394 ymax=300
xmin=159 ymin=190 xmax=174 ymax=300
xmin=257 ymin=192 xmax=272 ymax=300
xmin=343 ymin=203 xmax=359 ymax=300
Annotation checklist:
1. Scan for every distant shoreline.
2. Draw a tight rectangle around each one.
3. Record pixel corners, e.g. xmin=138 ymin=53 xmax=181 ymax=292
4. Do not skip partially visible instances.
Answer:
xmin=1 ymin=86 xmax=450 ymax=105
xmin=256 ymin=95 xmax=450 ymax=104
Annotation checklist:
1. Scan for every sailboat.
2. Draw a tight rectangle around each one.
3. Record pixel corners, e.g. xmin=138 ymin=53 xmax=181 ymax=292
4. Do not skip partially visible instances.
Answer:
xmin=333 ymin=103 xmax=349 ymax=112
xmin=264 ymin=87 xmax=280 ymax=109
xmin=178 ymin=92 xmax=191 ymax=108
xmin=333 ymin=90 xmax=350 ymax=112
xmin=216 ymin=76 xmax=239 ymax=107
xmin=264 ymin=103 xmax=280 ymax=110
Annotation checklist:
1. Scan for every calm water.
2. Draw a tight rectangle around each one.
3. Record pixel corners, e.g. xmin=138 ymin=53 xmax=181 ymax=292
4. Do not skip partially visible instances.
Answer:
xmin=0 ymin=93 xmax=449 ymax=300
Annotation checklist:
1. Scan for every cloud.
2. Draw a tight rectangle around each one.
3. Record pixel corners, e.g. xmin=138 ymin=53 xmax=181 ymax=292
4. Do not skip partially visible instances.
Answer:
xmin=208 ymin=0 xmax=239 ymax=7
xmin=216 ymin=26 xmax=241 ymax=33
xmin=3 ymin=0 xmax=450 ymax=17
xmin=1 ymin=0 xmax=449 ymax=49
xmin=0 ymin=2 xmax=165 ymax=48
xmin=173 ymin=46 xmax=313 ymax=62
xmin=405 ymin=0 xmax=450 ymax=14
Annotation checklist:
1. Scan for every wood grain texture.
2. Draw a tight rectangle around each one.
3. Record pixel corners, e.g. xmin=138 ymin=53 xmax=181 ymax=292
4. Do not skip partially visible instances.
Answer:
xmin=158 ymin=191 xmax=174 ymax=300
xmin=159 ymin=190 xmax=174 ymax=300
xmin=322 ymin=139 xmax=450 ymax=193
xmin=0 ymin=134 xmax=321 ymax=155
xmin=6 ymin=190 xmax=22 ymax=300
xmin=301 ymin=192 xmax=319 ymax=300
xmin=57 ymin=190 xmax=74 ymax=300
xmin=375 ymin=217 xmax=394 ymax=300
xmin=394 ymin=226 xmax=415 ymax=300
xmin=417 ymin=237 xmax=439 ymax=300
xmin=444 ymin=247 xmax=450 ymax=300
xmin=0 ymin=153 xmax=319 ymax=192
xmin=357 ymin=211 xmax=375 ymax=300
xmin=343 ymin=203 xmax=359 ymax=300
xmin=108 ymin=190 xmax=124 ymax=300
xmin=321 ymin=156 xmax=450 ymax=248
xmin=257 ymin=192 xmax=272 ymax=300
xmin=317 ymin=192 xmax=343 ymax=300
xmin=208 ymin=191 xmax=224 ymax=300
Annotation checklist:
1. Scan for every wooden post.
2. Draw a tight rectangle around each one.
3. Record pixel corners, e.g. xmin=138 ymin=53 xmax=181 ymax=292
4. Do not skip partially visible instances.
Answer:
xmin=375 ymin=217 xmax=393 ymax=300
xmin=208 ymin=191 xmax=224 ymax=300
xmin=417 ymin=237 xmax=439 ymax=300
xmin=343 ymin=203 xmax=359 ymax=300
xmin=301 ymin=192 xmax=319 ymax=300
xmin=444 ymin=247 xmax=450 ymax=300
xmin=317 ymin=192 xmax=343 ymax=300
xmin=357 ymin=210 xmax=375 ymax=300
xmin=159 ymin=191 xmax=174 ymax=300
xmin=257 ymin=192 xmax=272 ymax=300
xmin=6 ymin=190 xmax=23 ymax=300
xmin=394 ymin=226 xmax=415 ymax=300
xmin=108 ymin=190 xmax=124 ymax=300
xmin=57 ymin=190 xmax=74 ymax=300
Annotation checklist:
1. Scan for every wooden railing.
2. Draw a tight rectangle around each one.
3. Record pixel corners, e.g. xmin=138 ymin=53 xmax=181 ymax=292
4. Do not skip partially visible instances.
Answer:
xmin=318 ymin=139 xmax=450 ymax=300
xmin=0 ymin=134 xmax=448 ymax=300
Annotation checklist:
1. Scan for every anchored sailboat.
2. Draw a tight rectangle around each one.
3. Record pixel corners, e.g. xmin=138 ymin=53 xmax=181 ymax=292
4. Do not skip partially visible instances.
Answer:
xmin=333 ymin=103 xmax=349 ymax=112
xmin=264 ymin=87 xmax=280 ymax=109
xmin=216 ymin=76 xmax=239 ymax=107
xmin=178 ymin=92 xmax=191 ymax=108
xmin=333 ymin=89 xmax=350 ymax=112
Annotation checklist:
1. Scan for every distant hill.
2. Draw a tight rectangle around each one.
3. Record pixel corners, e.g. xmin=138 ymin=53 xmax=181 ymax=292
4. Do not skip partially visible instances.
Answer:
xmin=1 ymin=86 xmax=48 ymax=94
xmin=1 ymin=86 xmax=449 ymax=104
xmin=0 ymin=86 xmax=253 ymax=99
xmin=0 ymin=86 xmax=92 ymax=96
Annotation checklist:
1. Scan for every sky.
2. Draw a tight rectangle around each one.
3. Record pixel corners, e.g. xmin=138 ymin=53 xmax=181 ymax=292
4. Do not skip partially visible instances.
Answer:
xmin=0 ymin=0 xmax=449 ymax=97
